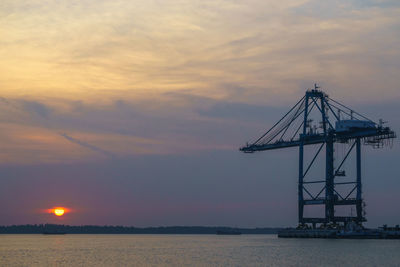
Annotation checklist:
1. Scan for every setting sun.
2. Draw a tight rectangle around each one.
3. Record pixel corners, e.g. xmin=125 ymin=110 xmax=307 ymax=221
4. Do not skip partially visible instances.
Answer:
xmin=54 ymin=208 xmax=65 ymax=216
xmin=46 ymin=207 xmax=69 ymax=217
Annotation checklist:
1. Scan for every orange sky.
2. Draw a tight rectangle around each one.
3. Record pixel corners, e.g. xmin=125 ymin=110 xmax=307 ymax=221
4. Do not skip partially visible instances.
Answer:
xmin=0 ymin=0 xmax=399 ymax=164
xmin=0 ymin=0 xmax=399 ymax=227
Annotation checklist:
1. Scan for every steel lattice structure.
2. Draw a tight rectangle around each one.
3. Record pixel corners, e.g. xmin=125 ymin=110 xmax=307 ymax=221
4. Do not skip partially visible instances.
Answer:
xmin=240 ymin=86 xmax=396 ymax=226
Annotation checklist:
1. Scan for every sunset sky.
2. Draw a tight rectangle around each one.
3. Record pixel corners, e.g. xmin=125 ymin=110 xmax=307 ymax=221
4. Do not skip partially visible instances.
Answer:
xmin=0 ymin=0 xmax=399 ymax=227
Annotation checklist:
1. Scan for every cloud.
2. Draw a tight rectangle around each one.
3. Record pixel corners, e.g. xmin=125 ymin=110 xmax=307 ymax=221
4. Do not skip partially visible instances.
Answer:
xmin=197 ymin=102 xmax=284 ymax=121
xmin=59 ymin=133 xmax=115 ymax=159
xmin=0 ymin=0 xmax=399 ymax=227
xmin=1 ymin=0 xmax=399 ymax=104
xmin=0 ymin=0 xmax=399 ymax=164
xmin=20 ymin=100 xmax=51 ymax=118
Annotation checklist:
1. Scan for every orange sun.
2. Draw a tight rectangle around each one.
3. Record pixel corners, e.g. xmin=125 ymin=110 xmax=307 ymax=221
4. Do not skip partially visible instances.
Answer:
xmin=52 ymin=207 xmax=66 ymax=216
xmin=45 ymin=207 xmax=70 ymax=217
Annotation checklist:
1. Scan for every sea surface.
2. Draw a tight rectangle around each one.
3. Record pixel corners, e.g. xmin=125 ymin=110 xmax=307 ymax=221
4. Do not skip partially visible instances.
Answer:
xmin=1 ymin=234 xmax=400 ymax=266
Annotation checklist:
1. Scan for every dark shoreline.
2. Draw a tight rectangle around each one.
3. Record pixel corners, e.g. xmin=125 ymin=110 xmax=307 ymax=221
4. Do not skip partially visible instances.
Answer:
xmin=0 ymin=224 xmax=281 ymax=234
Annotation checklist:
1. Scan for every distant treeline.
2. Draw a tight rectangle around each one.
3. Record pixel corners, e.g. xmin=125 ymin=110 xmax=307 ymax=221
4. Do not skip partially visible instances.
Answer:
xmin=0 ymin=224 xmax=281 ymax=234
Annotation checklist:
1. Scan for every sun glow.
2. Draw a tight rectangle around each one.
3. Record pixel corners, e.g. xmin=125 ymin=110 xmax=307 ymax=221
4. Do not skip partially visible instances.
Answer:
xmin=47 ymin=207 xmax=69 ymax=216
xmin=54 ymin=208 xmax=65 ymax=216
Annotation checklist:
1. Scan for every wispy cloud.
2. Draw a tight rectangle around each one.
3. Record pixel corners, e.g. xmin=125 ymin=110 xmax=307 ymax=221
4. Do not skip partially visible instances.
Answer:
xmin=20 ymin=100 xmax=51 ymax=118
xmin=1 ymin=0 xmax=399 ymax=103
xmin=59 ymin=133 xmax=115 ymax=159
xmin=0 ymin=0 xmax=399 ymax=164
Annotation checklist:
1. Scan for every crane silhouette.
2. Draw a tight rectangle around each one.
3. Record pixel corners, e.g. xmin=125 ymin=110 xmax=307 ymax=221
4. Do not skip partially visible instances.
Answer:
xmin=240 ymin=85 xmax=396 ymax=227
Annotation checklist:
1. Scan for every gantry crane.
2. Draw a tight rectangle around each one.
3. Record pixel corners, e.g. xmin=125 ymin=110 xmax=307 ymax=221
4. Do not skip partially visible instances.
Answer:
xmin=240 ymin=85 xmax=396 ymax=226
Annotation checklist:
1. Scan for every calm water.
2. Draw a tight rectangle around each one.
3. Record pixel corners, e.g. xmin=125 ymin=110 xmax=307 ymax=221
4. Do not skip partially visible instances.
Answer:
xmin=1 ymin=234 xmax=400 ymax=266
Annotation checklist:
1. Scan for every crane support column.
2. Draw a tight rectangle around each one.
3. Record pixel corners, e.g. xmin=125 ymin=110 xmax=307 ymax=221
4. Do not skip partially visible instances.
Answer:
xmin=356 ymin=138 xmax=362 ymax=221
xmin=298 ymin=95 xmax=309 ymax=224
xmin=325 ymin=135 xmax=334 ymax=223
xmin=298 ymin=143 xmax=304 ymax=223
